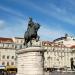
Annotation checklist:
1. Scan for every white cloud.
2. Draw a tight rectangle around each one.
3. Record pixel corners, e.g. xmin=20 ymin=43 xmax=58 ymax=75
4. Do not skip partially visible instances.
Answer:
xmin=48 ymin=4 xmax=75 ymax=25
xmin=0 ymin=19 xmax=72 ymax=41
xmin=9 ymin=0 xmax=75 ymax=25
xmin=0 ymin=6 xmax=25 ymax=20
xmin=0 ymin=20 xmax=6 ymax=29
xmin=66 ymin=0 xmax=75 ymax=7
xmin=20 ymin=1 xmax=75 ymax=25
xmin=0 ymin=19 xmax=28 ymax=37
xmin=0 ymin=0 xmax=74 ymax=40
xmin=38 ymin=25 xmax=71 ymax=41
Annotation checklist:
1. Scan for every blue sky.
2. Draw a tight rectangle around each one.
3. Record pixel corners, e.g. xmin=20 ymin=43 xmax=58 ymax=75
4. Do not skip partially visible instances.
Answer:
xmin=0 ymin=0 xmax=75 ymax=41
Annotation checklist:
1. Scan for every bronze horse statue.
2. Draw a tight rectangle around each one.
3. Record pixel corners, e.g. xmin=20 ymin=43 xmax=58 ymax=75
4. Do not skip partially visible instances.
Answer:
xmin=24 ymin=18 xmax=40 ymax=47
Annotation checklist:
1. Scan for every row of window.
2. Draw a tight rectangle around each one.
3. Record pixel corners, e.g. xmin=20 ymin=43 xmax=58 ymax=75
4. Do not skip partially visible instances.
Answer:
xmin=46 ymin=52 xmax=74 ymax=57
xmin=2 ymin=62 xmax=14 ymax=66
xmin=0 ymin=43 xmax=15 ymax=48
xmin=15 ymin=45 xmax=25 ymax=49
xmin=0 ymin=43 xmax=25 ymax=49
xmin=16 ymin=40 xmax=24 ymax=43
xmin=2 ymin=55 xmax=14 ymax=59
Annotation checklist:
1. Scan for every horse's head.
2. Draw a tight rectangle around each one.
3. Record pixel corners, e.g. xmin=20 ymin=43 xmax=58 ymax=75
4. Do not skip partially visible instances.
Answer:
xmin=34 ymin=23 xmax=40 ymax=31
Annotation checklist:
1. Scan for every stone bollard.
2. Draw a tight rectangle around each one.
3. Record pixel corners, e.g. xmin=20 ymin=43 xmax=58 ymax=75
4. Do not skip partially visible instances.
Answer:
xmin=16 ymin=47 xmax=45 ymax=75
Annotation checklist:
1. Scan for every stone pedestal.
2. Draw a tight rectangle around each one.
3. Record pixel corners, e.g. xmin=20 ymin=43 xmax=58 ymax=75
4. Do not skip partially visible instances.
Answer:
xmin=16 ymin=47 xmax=44 ymax=75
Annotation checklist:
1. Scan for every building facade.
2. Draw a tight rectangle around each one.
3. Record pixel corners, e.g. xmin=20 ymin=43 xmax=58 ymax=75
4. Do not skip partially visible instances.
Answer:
xmin=12 ymin=37 xmax=25 ymax=50
xmin=0 ymin=37 xmax=16 ymax=67
xmin=42 ymin=41 xmax=75 ymax=70
xmin=0 ymin=36 xmax=75 ymax=70
xmin=53 ymin=34 xmax=75 ymax=47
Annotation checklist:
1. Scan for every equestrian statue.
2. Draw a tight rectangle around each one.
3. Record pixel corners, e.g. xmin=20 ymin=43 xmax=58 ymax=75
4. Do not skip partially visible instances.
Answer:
xmin=24 ymin=17 xmax=40 ymax=47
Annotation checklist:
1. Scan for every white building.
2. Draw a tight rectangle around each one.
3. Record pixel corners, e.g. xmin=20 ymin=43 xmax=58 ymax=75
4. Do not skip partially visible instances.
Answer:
xmin=1 ymin=36 xmax=75 ymax=70
xmin=53 ymin=34 xmax=75 ymax=47
xmin=0 ymin=37 xmax=16 ymax=67
xmin=12 ymin=37 xmax=25 ymax=49
xmin=42 ymin=41 xmax=75 ymax=70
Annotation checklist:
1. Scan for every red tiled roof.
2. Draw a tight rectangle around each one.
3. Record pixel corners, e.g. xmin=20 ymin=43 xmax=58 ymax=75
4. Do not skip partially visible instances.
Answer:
xmin=42 ymin=41 xmax=53 ymax=46
xmin=0 ymin=37 xmax=13 ymax=43
xmin=70 ymin=45 xmax=75 ymax=48
xmin=42 ymin=41 xmax=68 ymax=48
